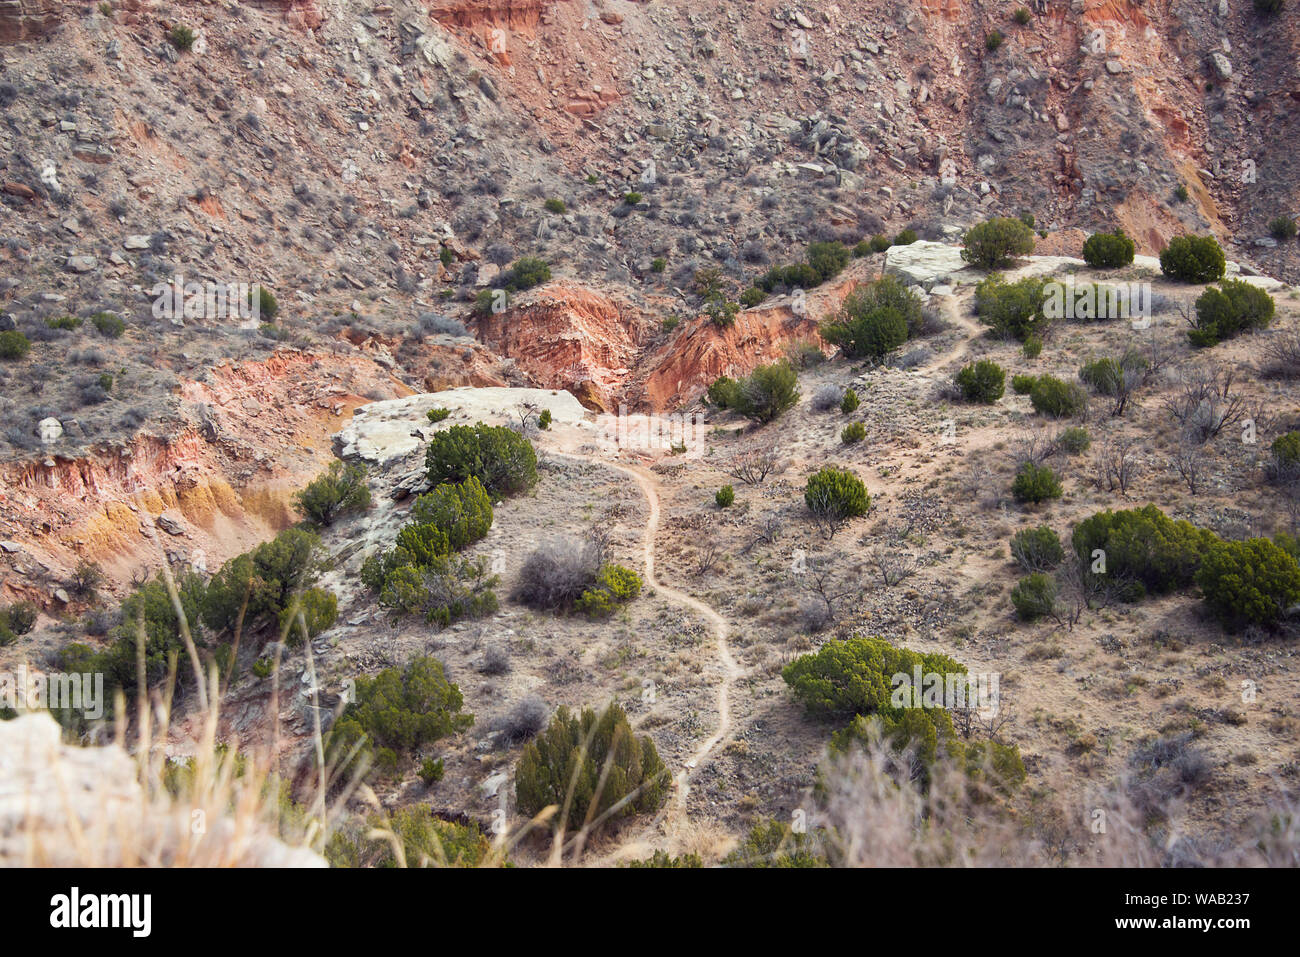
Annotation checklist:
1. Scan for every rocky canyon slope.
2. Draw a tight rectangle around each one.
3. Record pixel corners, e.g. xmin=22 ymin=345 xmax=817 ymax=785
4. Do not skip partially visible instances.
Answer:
xmin=0 ymin=0 xmax=1297 ymax=601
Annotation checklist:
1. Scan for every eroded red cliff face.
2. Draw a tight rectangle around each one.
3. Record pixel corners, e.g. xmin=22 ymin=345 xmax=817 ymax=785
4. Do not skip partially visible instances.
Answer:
xmin=0 ymin=0 xmax=59 ymax=42
xmin=474 ymin=283 xmax=657 ymax=411
xmin=472 ymin=260 xmax=880 ymax=413
xmin=634 ymin=260 xmax=879 ymax=409
xmin=0 ymin=350 xmax=407 ymax=603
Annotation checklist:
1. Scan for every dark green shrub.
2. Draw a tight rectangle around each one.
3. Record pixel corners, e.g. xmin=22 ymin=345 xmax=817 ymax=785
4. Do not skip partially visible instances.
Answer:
xmin=411 ymin=476 xmax=493 ymax=550
xmin=1274 ymin=531 xmax=1300 ymax=564
xmin=538 ymin=409 xmax=551 ymax=430
xmin=1012 ymin=6 xmax=1032 ymax=24
xmin=1057 ymin=426 xmax=1091 ymax=454
xmin=515 ymin=703 xmax=669 ymax=832
xmin=0 ymin=330 xmax=29 ymax=360
xmin=716 ymin=485 xmax=734 ymax=507
xmin=1255 ymin=0 xmax=1284 ymax=12
xmin=1011 ymin=462 xmax=1063 ymax=503
xmin=624 ymin=192 xmax=642 ymax=205
xmin=426 ymin=407 xmax=452 ymax=423
xmin=822 ymin=273 xmax=923 ymax=353
xmin=733 ymin=361 xmax=800 ymax=424
xmin=424 ymin=423 xmax=537 ymax=497
xmin=651 ymin=257 xmax=667 ymax=273
xmin=756 ymin=262 xmax=822 ymax=292
xmin=168 ymin=24 xmax=196 ymax=51
xmin=327 ymin=807 xmax=490 ymax=867
xmin=853 ymin=239 xmax=873 ymax=257
xmin=784 ymin=635 xmax=965 ymax=715
xmin=329 ymin=657 xmax=473 ymax=773
xmin=46 ymin=315 xmax=81 ymax=331
xmin=1072 ymin=505 xmax=1217 ymax=598
xmin=1029 ymin=374 xmax=1087 ymax=418
xmin=955 ymin=359 xmax=1005 ymax=403
xmin=1174 ymin=185 xmax=1190 ymax=203
xmin=418 ymin=757 xmax=445 ymax=786
xmin=279 ymin=587 xmax=337 ymax=643
xmin=202 ymin=527 xmax=320 ymax=637
xmin=472 ymin=288 xmax=501 ymax=318
xmin=869 ymin=234 xmax=891 ymax=253
xmin=1078 ymin=357 xmax=1124 ymax=395
xmin=1011 ymin=573 xmax=1057 ymax=621
xmin=739 ymin=286 xmax=766 ymax=307
xmin=841 ymin=421 xmax=866 ymax=444
xmin=1082 ymin=230 xmax=1136 ymax=268
xmin=707 ymin=375 xmax=741 ymax=409
xmin=840 ymin=388 xmax=860 ymax=413
xmin=973 ymin=274 xmax=1047 ymax=341
xmin=960 ymin=738 xmax=1029 ymax=794
xmin=1022 ymin=334 xmax=1043 ymax=359
xmin=1159 ymin=235 xmax=1225 ymax=283
xmin=394 ymin=521 xmax=453 ymax=567
xmin=1010 ymin=526 xmax=1065 ymax=572
xmin=257 ymin=286 xmax=279 ymax=321
xmin=105 ymin=570 xmax=208 ymax=692
xmin=821 ymin=305 xmax=907 ymax=361
xmin=1273 ymin=431 xmax=1300 ymax=470
xmin=783 ymin=635 xmax=966 ymax=755
xmin=723 ymin=818 xmax=830 ymax=867
xmin=1189 ymin=279 xmax=1275 ymax=347
xmin=373 ymin=554 xmax=498 ymax=626
xmin=985 ymin=30 xmax=1004 ymax=51
xmin=807 ymin=241 xmax=851 ymax=282
xmin=1268 ymin=216 xmax=1296 ymax=241
xmin=499 ymin=257 xmax=551 ymax=292
xmin=894 ymin=228 xmax=918 ymax=246
xmin=294 ymin=461 xmax=371 ymax=526
xmin=704 ymin=296 xmax=740 ymax=329
xmin=961 ymin=217 xmax=1035 ymax=270
xmin=1011 ymin=373 xmax=1037 ymax=395
xmin=0 ymin=601 xmax=38 ymax=643
xmin=543 ymin=198 xmax=566 ymax=214
xmin=805 ymin=467 xmax=870 ymax=536
xmin=1197 ymin=538 xmax=1300 ymax=630
xmin=91 ymin=312 xmax=126 ymax=338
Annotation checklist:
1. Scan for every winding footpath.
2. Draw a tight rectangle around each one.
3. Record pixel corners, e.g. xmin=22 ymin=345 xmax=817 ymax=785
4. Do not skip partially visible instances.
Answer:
xmin=551 ymin=452 xmax=741 ymax=859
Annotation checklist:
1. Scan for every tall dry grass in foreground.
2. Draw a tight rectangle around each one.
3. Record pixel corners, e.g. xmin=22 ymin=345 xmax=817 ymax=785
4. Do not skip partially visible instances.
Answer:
xmin=803 ymin=738 xmax=1300 ymax=867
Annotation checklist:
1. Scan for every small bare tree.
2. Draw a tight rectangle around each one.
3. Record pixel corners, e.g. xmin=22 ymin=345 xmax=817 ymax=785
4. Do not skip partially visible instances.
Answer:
xmin=952 ymin=687 xmax=1017 ymax=742
xmin=1054 ymin=555 xmax=1129 ymax=631
xmin=1258 ymin=329 xmax=1300 ymax=380
xmin=1163 ymin=363 xmax=1245 ymax=444
xmin=1170 ymin=433 xmax=1206 ymax=495
xmin=1015 ymin=428 xmax=1060 ymax=466
xmin=725 ymin=448 xmax=783 ymax=486
xmin=512 ymin=401 xmax=542 ymax=433
xmin=585 ymin=522 xmax=614 ymax=568
xmin=797 ymin=552 xmax=857 ymax=628
xmin=1094 ymin=437 xmax=1142 ymax=494
xmin=741 ymin=513 xmax=783 ymax=554
xmin=693 ymin=541 xmax=721 ymax=577
xmin=867 ymin=546 xmax=916 ymax=587
xmin=1108 ymin=361 xmax=1146 ymax=417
